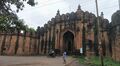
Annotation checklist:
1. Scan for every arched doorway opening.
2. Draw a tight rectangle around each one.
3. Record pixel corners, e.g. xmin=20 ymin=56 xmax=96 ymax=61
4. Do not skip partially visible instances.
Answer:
xmin=63 ymin=31 xmax=74 ymax=55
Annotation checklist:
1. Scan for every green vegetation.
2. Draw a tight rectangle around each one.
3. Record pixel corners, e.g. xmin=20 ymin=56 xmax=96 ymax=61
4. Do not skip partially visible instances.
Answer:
xmin=0 ymin=16 xmax=35 ymax=33
xmin=78 ymin=56 xmax=120 ymax=66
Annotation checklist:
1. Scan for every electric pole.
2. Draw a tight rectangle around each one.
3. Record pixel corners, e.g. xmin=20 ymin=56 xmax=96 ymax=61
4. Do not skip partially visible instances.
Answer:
xmin=95 ymin=0 xmax=104 ymax=66
xmin=95 ymin=0 xmax=100 ymax=42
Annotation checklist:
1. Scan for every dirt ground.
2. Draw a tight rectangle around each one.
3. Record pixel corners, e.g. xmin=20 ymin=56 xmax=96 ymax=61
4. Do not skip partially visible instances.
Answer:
xmin=0 ymin=56 xmax=80 ymax=66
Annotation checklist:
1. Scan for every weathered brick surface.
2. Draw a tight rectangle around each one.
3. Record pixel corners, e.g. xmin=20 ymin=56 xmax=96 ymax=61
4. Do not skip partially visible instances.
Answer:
xmin=24 ymin=36 xmax=30 ymax=55
xmin=0 ymin=33 xmax=37 ymax=55
xmin=17 ymin=36 xmax=23 ymax=55
xmin=112 ymin=36 xmax=120 ymax=61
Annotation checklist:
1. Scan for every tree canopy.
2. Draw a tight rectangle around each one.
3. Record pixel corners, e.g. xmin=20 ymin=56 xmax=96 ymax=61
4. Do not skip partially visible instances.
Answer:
xmin=0 ymin=0 xmax=36 ymax=33
xmin=0 ymin=0 xmax=36 ymax=15
xmin=0 ymin=15 xmax=35 ymax=33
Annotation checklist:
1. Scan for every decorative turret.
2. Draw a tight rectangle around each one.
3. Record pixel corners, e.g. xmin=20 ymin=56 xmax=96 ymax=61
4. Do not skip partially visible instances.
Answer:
xmin=44 ymin=24 xmax=48 ymax=33
xmin=111 ymin=10 xmax=120 ymax=26
xmin=36 ymin=26 xmax=41 ymax=38
xmin=40 ymin=27 xmax=44 ymax=36
xmin=51 ymin=18 xmax=55 ymax=25
xmin=56 ymin=9 xmax=60 ymax=16
xmin=89 ymin=13 xmax=96 ymax=24
xmin=76 ymin=5 xmax=84 ymax=20
xmin=55 ymin=9 xmax=61 ymax=22
xmin=69 ymin=12 xmax=76 ymax=20
xmin=66 ymin=13 xmax=70 ymax=20
xmin=84 ymin=11 xmax=90 ymax=22
xmin=61 ymin=14 xmax=65 ymax=21
xmin=77 ymin=5 xmax=81 ymax=10
xmin=101 ymin=12 xmax=104 ymax=19
xmin=48 ymin=20 xmax=51 ymax=24
xmin=99 ymin=12 xmax=109 ymax=30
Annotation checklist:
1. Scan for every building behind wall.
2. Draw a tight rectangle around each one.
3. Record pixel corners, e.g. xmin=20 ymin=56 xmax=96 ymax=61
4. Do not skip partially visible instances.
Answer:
xmin=38 ymin=5 xmax=110 ymax=55
xmin=110 ymin=10 xmax=120 ymax=61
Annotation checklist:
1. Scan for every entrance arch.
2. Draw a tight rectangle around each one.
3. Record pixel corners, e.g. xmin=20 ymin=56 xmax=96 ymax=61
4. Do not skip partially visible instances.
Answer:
xmin=63 ymin=31 xmax=74 ymax=54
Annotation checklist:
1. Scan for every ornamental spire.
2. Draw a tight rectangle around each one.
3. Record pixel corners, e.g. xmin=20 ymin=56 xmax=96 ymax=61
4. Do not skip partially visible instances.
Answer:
xmin=77 ymin=5 xmax=81 ymax=10
xmin=56 ymin=9 xmax=60 ymax=15
xmin=101 ymin=12 xmax=104 ymax=18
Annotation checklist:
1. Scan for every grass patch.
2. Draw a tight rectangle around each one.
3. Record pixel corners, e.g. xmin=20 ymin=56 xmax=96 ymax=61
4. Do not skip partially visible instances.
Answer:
xmin=78 ymin=56 xmax=120 ymax=66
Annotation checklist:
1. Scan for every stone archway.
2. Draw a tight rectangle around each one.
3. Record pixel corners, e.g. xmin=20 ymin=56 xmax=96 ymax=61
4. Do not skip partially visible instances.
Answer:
xmin=63 ymin=31 xmax=74 ymax=54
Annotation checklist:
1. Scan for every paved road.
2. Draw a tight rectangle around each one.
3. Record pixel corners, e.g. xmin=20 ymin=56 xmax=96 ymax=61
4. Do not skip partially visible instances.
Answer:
xmin=0 ymin=56 xmax=75 ymax=66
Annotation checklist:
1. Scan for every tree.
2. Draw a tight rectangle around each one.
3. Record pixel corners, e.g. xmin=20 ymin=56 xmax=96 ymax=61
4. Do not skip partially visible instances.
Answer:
xmin=14 ymin=19 xmax=25 ymax=54
xmin=0 ymin=0 xmax=36 ymax=15
xmin=0 ymin=15 xmax=13 ymax=32
xmin=0 ymin=15 xmax=13 ymax=54
xmin=0 ymin=0 xmax=36 ymax=27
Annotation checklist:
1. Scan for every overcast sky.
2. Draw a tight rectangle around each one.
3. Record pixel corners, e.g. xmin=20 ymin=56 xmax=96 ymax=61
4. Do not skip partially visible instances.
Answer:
xmin=17 ymin=0 xmax=119 ymax=29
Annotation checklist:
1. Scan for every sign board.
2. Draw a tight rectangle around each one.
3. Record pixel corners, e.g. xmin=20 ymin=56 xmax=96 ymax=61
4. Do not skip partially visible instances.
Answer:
xmin=80 ymin=48 xmax=83 ymax=53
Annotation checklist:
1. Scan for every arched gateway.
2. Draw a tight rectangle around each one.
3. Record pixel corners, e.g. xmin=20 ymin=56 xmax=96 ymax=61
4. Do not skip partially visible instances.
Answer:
xmin=63 ymin=31 xmax=74 ymax=54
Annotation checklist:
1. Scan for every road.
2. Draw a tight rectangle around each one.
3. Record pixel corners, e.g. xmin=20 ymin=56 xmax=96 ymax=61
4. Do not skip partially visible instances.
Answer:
xmin=0 ymin=56 xmax=76 ymax=66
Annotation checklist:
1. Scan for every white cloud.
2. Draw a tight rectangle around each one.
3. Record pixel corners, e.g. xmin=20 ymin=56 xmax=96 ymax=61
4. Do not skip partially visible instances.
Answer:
xmin=17 ymin=0 xmax=119 ymax=29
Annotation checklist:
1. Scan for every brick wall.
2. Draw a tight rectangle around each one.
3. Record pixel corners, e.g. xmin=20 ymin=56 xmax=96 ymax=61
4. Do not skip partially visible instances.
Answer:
xmin=0 ymin=33 xmax=38 ymax=56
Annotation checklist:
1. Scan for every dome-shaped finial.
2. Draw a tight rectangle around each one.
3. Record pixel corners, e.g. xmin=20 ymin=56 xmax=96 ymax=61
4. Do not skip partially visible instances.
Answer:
xmin=101 ymin=12 xmax=104 ymax=18
xmin=77 ymin=5 xmax=81 ymax=10
xmin=57 ymin=9 xmax=60 ymax=15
